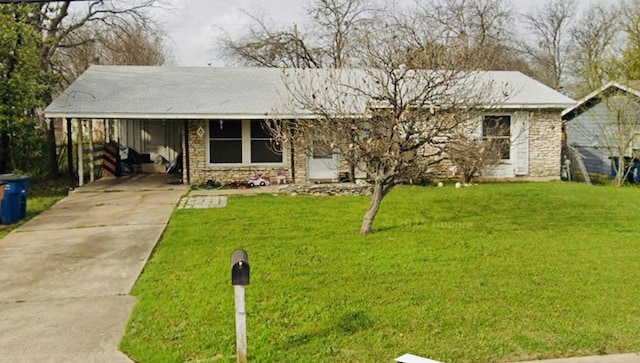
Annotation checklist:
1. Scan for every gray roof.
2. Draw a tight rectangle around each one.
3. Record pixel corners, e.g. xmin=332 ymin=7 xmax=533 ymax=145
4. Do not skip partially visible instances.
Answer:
xmin=45 ymin=65 xmax=576 ymax=119
xmin=562 ymin=81 xmax=640 ymax=121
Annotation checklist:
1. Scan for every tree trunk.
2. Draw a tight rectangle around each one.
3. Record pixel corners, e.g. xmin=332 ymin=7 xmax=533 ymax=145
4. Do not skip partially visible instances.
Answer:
xmin=360 ymin=181 xmax=384 ymax=234
xmin=0 ymin=131 xmax=11 ymax=174
xmin=349 ymin=160 xmax=356 ymax=183
xmin=613 ymin=156 xmax=625 ymax=187
xmin=47 ymin=118 xmax=59 ymax=177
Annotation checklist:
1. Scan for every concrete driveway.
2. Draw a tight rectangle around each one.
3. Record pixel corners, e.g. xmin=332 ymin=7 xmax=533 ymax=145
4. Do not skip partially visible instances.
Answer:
xmin=0 ymin=175 xmax=186 ymax=362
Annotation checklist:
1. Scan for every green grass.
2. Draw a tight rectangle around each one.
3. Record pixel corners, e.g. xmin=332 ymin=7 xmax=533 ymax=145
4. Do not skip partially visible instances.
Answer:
xmin=0 ymin=180 xmax=67 ymax=239
xmin=121 ymin=183 xmax=640 ymax=363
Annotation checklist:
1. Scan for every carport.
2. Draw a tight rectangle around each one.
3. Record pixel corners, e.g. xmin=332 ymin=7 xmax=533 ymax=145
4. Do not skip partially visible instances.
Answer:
xmin=44 ymin=66 xmax=206 ymax=187
xmin=41 ymin=116 xmax=184 ymax=187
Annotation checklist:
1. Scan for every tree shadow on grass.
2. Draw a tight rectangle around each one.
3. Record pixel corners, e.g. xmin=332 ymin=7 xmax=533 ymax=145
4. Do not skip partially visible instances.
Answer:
xmin=279 ymin=309 xmax=375 ymax=350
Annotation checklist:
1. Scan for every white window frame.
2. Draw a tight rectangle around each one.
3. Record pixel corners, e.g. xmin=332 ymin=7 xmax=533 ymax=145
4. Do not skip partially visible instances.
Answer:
xmin=206 ymin=120 xmax=286 ymax=168
xmin=482 ymin=114 xmax=512 ymax=161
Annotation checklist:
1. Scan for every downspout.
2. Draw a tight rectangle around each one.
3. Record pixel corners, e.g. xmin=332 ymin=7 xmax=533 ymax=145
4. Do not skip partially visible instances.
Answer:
xmin=183 ymin=120 xmax=191 ymax=185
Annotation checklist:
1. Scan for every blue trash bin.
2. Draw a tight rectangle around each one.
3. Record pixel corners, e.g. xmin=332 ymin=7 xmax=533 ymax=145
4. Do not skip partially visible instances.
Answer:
xmin=0 ymin=174 xmax=30 ymax=224
xmin=0 ymin=181 xmax=6 ymax=223
xmin=17 ymin=177 xmax=29 ymax=220
xmin=1 ymin=181 xmax=20 ymax=224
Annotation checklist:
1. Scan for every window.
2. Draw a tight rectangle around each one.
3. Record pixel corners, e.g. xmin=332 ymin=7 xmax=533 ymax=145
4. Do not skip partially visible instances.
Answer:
xmin=209 ymin=120 xmax=242 ymax=163
xmin=311 ymin=140 xmax=333 ymax=159
xmin=250 ymin=121 xmax=282 ymax=163
xmin=483 ymin=115 xmax=511 ymax=160
xmin=208 ymin=120 xmax=283 ymax=165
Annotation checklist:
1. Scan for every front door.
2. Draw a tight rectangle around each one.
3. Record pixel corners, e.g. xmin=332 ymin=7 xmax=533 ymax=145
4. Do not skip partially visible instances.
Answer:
xmin=308 ymin=141 xmax=339 ymax=180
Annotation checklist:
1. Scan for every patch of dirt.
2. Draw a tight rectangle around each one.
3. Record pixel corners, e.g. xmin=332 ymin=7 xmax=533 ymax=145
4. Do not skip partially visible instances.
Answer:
xmin=28 ymin=177 xmax=70 ymax=197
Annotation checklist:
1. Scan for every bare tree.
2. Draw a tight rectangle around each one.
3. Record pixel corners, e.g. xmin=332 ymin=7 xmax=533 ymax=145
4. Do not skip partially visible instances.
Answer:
xmin=219 ymin=11 xmax=322 ymax=68
xmin=56 ymin=18 xmax=170 ymax=80
xmin=219 ymin=0 xmax=378 ymax=68
xmin=620 ymin=0 xmax=640 ymax=79
xmin=409 ymin=0 xmax=533 ymax=75
xmin=305 ymin=0 xmax=376 ymax=68
xmin=38 ymin=0 xmax=166 ymax=85
xmin=416 ymin=0 xmax=512 ymax=50
xmin=603 ymin=93 xmax=640 ymax=186
xmin=569 ymin=3 xmax=622 ymax=97
xmin=268 ymin=21 xmax=509 ymax=234
xmin=521 ymin=0 xmax=575 ymax=90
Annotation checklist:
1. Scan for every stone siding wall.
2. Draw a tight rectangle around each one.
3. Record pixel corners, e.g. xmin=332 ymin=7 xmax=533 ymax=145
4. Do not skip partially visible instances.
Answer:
xmin=529 ymin=110 xmax=563 ymax=178
xmin=183 ymin=120 xmax=204 ymax=184
xmin=293 ymin=145 xmax=308 ymax=183
xmin=430 ymin=110 xmax=563 ymax=180
xmin=182 ymin=111 xmax=562 ymax=185
xmin=184 ymin=120 xmax=296 ymax=185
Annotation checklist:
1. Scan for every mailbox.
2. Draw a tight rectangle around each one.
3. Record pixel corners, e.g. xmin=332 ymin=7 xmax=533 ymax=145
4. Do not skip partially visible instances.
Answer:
xmin=231 ymin=249 xmax=250 ymax=286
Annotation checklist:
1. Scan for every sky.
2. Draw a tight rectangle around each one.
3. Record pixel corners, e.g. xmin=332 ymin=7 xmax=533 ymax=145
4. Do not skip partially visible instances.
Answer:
xmin=159 ymin=0 xmax=603 ymax=67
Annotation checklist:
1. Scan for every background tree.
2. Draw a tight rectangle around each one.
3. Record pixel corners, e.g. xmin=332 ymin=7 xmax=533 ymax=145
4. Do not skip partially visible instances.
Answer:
xmin=568 ymin=3 xmax=621 ymax=97
xmin=219 ymin=0 xmax=377 ymax=68
xmin=413 ymin=0 xmax=531 ymax=73
xmin=219 ymin=10 xmax=321 ymax=68
xmin=38 ymin=1 xmax=162 ymax=76
xmin=521 ymin=0 xmax=575 ymax=90
xmin=620 ymin=0 xmax=640 ymax=80
xmin=0 ymin=4 xmax=47 ymax=174
xmin=221 ymin=0 xmax=535 ymax=74
xmin=56 ymin=18 xmax=170 ymax=80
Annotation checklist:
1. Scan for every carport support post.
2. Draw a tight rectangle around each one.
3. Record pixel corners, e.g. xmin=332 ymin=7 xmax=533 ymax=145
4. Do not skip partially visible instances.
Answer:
xmin=77 ymin=119 xmax=84 ymax=187
xmin=66 ymin=118 xmax=74 ymax=186
xmin=183 ymin=120 xmax=190 ymax=185
xmin=104 ymin=119 xmax=110 ymax=143
xmin=88 ymin=119 xmax=94 ymax=182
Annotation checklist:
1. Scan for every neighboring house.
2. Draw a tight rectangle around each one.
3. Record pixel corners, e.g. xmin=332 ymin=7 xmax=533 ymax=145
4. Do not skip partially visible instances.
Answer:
xmin=45 ymin=66 xmax=575 ymax=185
xmin=562 ymin=81 xmax=640 ymax=176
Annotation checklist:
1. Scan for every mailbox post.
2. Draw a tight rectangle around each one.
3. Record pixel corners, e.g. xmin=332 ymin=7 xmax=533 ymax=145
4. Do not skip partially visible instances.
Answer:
xmin=231 ymin=250 xmax=250 ymax=363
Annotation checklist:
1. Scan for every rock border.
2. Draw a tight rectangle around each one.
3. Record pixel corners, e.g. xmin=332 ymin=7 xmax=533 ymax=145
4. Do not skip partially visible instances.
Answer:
xmin=278 ymin=183 xmax=372 ymax=196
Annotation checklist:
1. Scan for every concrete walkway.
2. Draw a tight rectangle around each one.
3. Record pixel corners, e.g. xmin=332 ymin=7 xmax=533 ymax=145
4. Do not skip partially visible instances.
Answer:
xmin=0 ymin=175 xmax=186 ymax=362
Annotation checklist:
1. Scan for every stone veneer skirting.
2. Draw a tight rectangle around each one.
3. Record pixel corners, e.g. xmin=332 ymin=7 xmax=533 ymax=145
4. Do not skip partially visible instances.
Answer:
xmin=279 ymin=183 xmax=372 ymax=196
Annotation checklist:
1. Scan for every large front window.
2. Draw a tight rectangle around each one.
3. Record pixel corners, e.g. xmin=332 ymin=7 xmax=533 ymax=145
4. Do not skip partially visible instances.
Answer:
xmin=250 ymin=121 xmax=282 ymax=163
xmin=209 ymin=120 xmax=283 ymax=165
xmin=483 ymin=115 xmax=511 ymax=160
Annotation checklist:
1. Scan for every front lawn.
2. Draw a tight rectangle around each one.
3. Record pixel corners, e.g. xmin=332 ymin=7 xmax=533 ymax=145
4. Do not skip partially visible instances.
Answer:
xmin=121 ymin=183 xmax=640 ymax=363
